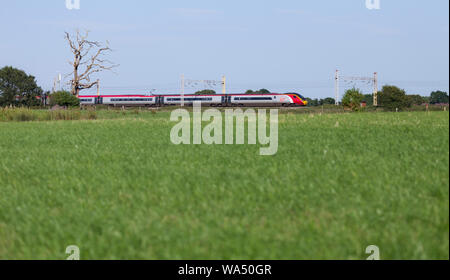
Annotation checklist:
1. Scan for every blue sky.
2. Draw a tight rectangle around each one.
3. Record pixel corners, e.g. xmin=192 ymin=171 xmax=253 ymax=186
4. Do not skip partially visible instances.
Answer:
xmin=0 ymin=0 xmax=448 ymax=98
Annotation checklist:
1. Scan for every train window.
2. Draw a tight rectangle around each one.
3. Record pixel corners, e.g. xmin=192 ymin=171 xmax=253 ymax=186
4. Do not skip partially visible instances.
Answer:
xmin=236 ymin=97 xmax=273 ymax=101
xmin=111 ymin=98 xmax=152 ymax=102
xmin=167 ymin=97 xmax=213 ymax=101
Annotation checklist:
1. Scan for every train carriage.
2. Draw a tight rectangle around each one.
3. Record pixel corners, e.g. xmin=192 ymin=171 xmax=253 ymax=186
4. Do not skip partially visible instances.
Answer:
xmin=163 ymin=95 xmax=223 ymax=106
xmin=230 ymin=94 xmax=299 ymax=107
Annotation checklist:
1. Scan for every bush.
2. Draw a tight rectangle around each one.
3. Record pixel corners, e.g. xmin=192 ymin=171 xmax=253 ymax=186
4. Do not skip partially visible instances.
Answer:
xmin=407 ymin=95 xmax=427 ymax=106
xmin=342 ymin=88 xmax=364 ymax=111
xmin=245 ymin=89 xmax=271 ymax=94
xmin=379 ymin=85 xmax=411 ymax=111
xmin=50 ymin=91 xmax=80 ymax=107
xmin=430 ymin=91 xmax=449 ymax=104
xmin=195 ymin=90 xmax=216 ymax=95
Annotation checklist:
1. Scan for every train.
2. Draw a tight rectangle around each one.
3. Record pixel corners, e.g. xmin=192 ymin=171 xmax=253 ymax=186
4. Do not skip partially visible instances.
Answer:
xmin=78 ymin=93 xmax=308 ymax=107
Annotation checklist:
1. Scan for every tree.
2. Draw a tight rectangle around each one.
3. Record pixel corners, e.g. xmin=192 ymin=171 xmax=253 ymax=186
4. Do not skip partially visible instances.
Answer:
xmin=256 ymin=89 xmax=271 ymax=94
xmin=50 ymin=91 xmax=80 ymax=107
xmin=305 ymin=98 xmax=319 ymax=106
xmin=429 ymin=91 xmax=449 ymax=104
xmin=342 ymin=88 xmax=364 ymax=111
xmin=378 ymin=85 xmax=411 ymax=111
xmin=321 ymin=97 xmax=336 ymax=105
xmin=195 ymin=89 xmax=216 ymax=95
xmin=0 ymin=66 xmax=43 ymax=107
xmin=246 ymin=89 xmax=271 ymax=94
xmin=407 ymin=95 xmax=426 ymax=106
xmin=65 ymin=30 xmax=118 ymax=96
xmin=363 ymin=94 xmax=374 ymax=106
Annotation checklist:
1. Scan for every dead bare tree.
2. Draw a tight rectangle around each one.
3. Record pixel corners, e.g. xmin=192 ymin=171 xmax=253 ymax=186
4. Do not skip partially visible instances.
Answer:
xmin=65 ymin=30 xmax=118 ymax=96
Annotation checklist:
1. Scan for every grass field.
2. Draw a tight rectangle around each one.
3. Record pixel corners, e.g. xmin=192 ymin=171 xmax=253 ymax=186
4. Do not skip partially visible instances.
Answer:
xmin=0 ymin=110 xmax=448 ymax=260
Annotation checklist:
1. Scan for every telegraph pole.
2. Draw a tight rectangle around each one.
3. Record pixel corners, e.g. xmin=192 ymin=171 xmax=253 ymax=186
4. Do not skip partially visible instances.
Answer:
xmin=97 ymin=79 xmax=100 ymax=96
xmin=373 ymin=72 xmax=378 ymax=107
xmin=335 ymin=70 xmax=340 ymax=105
xmin=181 ymin=74 xmax=185 ymax=107
xmin=336 ymin=70 xmax=378 ymax=106
xmin=222 ymin=75 xmax=226 ymax=94
xmin=52 ymin=73 xmax=61 ymax=93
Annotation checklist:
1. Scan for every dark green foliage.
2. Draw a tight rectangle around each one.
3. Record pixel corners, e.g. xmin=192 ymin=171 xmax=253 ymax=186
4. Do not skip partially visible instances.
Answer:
xmin=430 ymin=91 xmax=449 ymax=104
xmin=379 ymin=85 xmax=412 ymax=111
xmin=407 ymin=95 xmax=427 ymax=106
xmin=305 ymin=98 xmax=319 ymax=106
xmin=305 ymin=97 xmax=336 ymax=107
xmin=342 ymin=88 xmax=364 ymax=111
xmin=245 ymin=89 xmax=271 ymax=94
xmin=195 ymin=89 xmax=216 ymax=95
xmin=0 ymin=66 xmax=43 ymax=107
xmin=321 ymin=97 xmax=336 ymax=105
xmin=363 ymin=94 xmax=374 ymax=106
xmin=50 ymin=91 xmax=80 ymax=107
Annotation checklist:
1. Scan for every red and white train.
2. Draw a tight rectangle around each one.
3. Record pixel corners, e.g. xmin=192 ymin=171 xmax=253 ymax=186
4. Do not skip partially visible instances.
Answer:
xmin=78 ymin=93 xmax=308 ymax=107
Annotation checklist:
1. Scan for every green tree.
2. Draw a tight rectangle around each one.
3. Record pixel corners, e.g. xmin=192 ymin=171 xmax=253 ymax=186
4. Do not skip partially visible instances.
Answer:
xmin=0 ymin=66 xmax=43 ymax=107
xmin=51 ymin=91 xmax=80 ymax=107
xmin=363 ymin=94 xmax=374 ymax=106
xmin=195 ymin=89 xmax=216 ymax=95
xmin=246 ymin=89 xmax=271 ymax=94
xmin=256 ymin=89 xmax=271 ymax=94
xmin=305 ymin=98 xmax=319 ymax=106
xmin=342 ymin=88 xmax=364 ymax=111
xmin=407 ymin=95 xmax=426 ymax=106
xmin=321 ymin=97 xmax=336 ymax=105
xmin=429 ymin=91 xmax=449 ymax=104
xmin=378 ymin=85 xmax=411 ymax=111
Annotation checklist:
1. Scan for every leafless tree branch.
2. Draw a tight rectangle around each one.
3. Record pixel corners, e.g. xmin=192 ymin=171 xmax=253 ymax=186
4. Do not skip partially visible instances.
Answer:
xmin=65 ymin=30 xmax=119 ymax=96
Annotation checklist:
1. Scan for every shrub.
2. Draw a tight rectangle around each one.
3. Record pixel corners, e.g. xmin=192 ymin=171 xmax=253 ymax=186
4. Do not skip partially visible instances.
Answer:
xmin=195 ymin=89 xmax=216 ymax=95
xmin=407 ymin=95 xmax=427 ymax=106
xmin=342 ymin=88 xmax=364 ymax=111
xmin=379 ymin=85 xmax=411 ymax=111
xmin=50 ymin=91 xmax=80 ymax=107
xmin=430 ymin=91 xmax=449 ymax=104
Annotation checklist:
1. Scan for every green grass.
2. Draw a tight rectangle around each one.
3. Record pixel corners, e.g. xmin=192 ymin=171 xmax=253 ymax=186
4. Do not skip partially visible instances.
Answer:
xmin=0 ymin=111 xmax=448 ymax=260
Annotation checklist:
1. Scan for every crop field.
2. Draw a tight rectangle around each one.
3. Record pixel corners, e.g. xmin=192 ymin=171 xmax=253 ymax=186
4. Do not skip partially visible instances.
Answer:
xmin=0 ymin=110 xmax=448 ymax=260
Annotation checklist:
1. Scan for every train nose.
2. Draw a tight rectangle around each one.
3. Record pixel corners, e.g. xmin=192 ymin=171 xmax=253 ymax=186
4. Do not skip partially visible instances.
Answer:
xmin=303 ymin=100 xmax=308 ymax=106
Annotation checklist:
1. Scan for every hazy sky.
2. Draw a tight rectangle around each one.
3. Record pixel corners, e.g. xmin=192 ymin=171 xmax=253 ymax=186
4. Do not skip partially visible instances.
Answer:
xmin=0 ymin=0 xmax=448 ymax=98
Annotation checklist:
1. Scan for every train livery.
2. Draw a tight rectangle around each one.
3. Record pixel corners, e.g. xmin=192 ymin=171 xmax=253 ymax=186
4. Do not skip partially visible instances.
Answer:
xmin=78 ymin=93 xmax=308 ymax=107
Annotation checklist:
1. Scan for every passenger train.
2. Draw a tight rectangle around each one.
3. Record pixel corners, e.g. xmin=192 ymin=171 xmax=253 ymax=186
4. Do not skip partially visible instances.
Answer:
xmin=79 ymin=93 xmax=308 ymax=107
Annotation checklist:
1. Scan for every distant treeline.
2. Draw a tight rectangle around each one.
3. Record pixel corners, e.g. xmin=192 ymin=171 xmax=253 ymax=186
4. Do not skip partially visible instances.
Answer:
xmin=194 ymin=89 xmax=272 ymax=95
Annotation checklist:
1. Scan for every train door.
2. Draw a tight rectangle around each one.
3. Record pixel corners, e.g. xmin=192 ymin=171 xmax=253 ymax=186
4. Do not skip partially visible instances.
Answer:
xmin=225 ymin=95 xmax=231 ymax=107
xmin=95 ymin=97 xmax=103 ymax=105
xmin=156 ymin=96 xmax=163 ymax=107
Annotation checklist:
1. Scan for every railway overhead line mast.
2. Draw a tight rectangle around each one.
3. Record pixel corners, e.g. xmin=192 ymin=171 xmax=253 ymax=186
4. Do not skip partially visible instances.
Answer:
xmin=335 ymin=70 xmax=379 ymax=106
